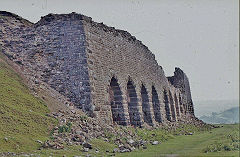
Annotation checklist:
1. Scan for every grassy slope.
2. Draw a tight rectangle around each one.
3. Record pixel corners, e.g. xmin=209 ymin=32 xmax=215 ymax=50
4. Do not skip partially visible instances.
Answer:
xmin=117 ymin=124 xmax=239 ymax=157
xmin=0 ymin=52 xmax=238 ymax=156
xmin=0 ymin=55 xmax=57 ymax=153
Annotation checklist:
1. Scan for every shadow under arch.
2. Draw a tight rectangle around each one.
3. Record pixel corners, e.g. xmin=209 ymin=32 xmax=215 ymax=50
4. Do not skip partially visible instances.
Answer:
xmin=141 ymin=84 xmax=153 ymax=126
xmin=109 ymin=77 xmax=127 ymax=126
xmin=152 ymin=86 xmax=162 ymax=123
xmin=174 ymin=93 xmax=180 ymax=117
xmin=169 ymin=91 xmax=176 ymax=121
xmin=163 ymin=89 xmax=171 ymax=121
xmin=127 ymin=79 xmax=141 ymax=127
xmin=178 ymin=94 xmax=184 ymax=114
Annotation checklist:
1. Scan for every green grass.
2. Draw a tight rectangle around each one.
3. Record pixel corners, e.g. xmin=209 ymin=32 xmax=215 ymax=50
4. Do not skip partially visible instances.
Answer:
xmin=127 ymin=123 xmax=212 ymax=143
xmin=0 ymin=51 xmax=239 ymax=157
xmin=29 ymin=124 xmax=239 ymax=157
xmin=34 ymin=139 xmax=117 ymax=157
xmin=116 ymin=124 xmax=239 ymax=157
xmin=0 ymin=55 xmax=57 ymax=153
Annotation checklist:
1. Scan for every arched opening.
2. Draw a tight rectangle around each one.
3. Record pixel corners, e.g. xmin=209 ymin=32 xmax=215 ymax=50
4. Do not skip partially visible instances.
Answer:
xmin=109 ymin=77 xmax=126 ymax=126
xmin=179 ymin=94 xmax=184 ymax=114
xmin=152 ymin=86 xmax=162 ymax=123
xmin=163 ymin=90 xmax=171 ymax=121
xmin=127 ymin=80 xmax=141 ymax=127
xmin=188 ymin=102 xmax=194 ymax=115
xmin=174 ymin=94 xmax=180 ymax=117
xmin=141 ymin=85 xmax=153 ymax=125
xmin=169 ymin=91 xmax=176 ymax=121
xmin=181 ymin=95 xmax=187 ymax=114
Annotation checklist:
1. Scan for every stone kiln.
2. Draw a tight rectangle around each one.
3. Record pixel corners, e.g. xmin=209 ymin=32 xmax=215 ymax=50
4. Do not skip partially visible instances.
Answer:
xmin=0 ymin=11 xmax=195 ymax=127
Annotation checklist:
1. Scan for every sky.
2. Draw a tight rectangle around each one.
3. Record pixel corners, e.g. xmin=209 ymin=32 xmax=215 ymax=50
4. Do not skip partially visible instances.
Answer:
xmin=0 ymin=0 xmax=239 ymax=103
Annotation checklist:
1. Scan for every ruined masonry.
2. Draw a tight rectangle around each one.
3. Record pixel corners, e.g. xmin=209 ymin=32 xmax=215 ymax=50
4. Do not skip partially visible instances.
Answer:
xmin=0 ymin=11 xmax=195 ymax=127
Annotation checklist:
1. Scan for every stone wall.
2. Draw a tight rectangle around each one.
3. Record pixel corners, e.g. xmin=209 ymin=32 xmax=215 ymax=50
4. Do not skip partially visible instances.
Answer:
xmin=0 ymin=12 xmax=93 ymax=115
xmin=34 ymin=14 xmax=92 ymax=114
xmin=83 ymin=17 xmax=171 ymax=125
xmin=0 ymin=11 xmax=195 ymax=127
xmin=167 ymin=68 xmax=194 ymax=115
xmin=82 ymin=16 xmax=192 ymax=126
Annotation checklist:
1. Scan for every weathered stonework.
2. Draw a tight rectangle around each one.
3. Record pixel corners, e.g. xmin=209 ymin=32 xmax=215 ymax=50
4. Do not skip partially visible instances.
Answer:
xmin=167 ymin=67 xmax=194 ymax=115
xmin=0 ymin=11 xmax=195 ymax=127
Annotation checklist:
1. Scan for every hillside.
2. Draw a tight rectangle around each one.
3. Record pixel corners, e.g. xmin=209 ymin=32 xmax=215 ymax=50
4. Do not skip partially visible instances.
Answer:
xmin=0 ymin=53 xmax=57 ymax=153
xmin=194 ymin=99 xmax=239 ymax=117
xmin=200 ymin=107 xmax=239 ymax=124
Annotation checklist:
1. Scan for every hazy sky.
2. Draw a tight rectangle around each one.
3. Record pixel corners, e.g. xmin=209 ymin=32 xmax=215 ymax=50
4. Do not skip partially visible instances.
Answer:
xmin=0 ymin=0 xmax=239 ymax=102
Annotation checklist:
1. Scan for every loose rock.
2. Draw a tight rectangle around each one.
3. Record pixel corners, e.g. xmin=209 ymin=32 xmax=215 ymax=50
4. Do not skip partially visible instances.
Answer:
xmin=152 ymin=141 xmax=159 ymax=145
xmin=83 ymin=147 xmax=89 ymax=152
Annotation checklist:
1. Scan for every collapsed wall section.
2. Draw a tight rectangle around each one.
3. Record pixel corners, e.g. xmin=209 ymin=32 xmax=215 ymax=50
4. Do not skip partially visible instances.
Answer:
xmin=167 ymin=67 xmax=194 ymax=115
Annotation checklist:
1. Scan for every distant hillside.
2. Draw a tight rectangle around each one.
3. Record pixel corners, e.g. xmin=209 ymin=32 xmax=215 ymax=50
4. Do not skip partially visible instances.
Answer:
xmin=199 ymin=107 xmax=239 ymax=124
xmin=194 ymin=99 xmax=239 ymax=117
